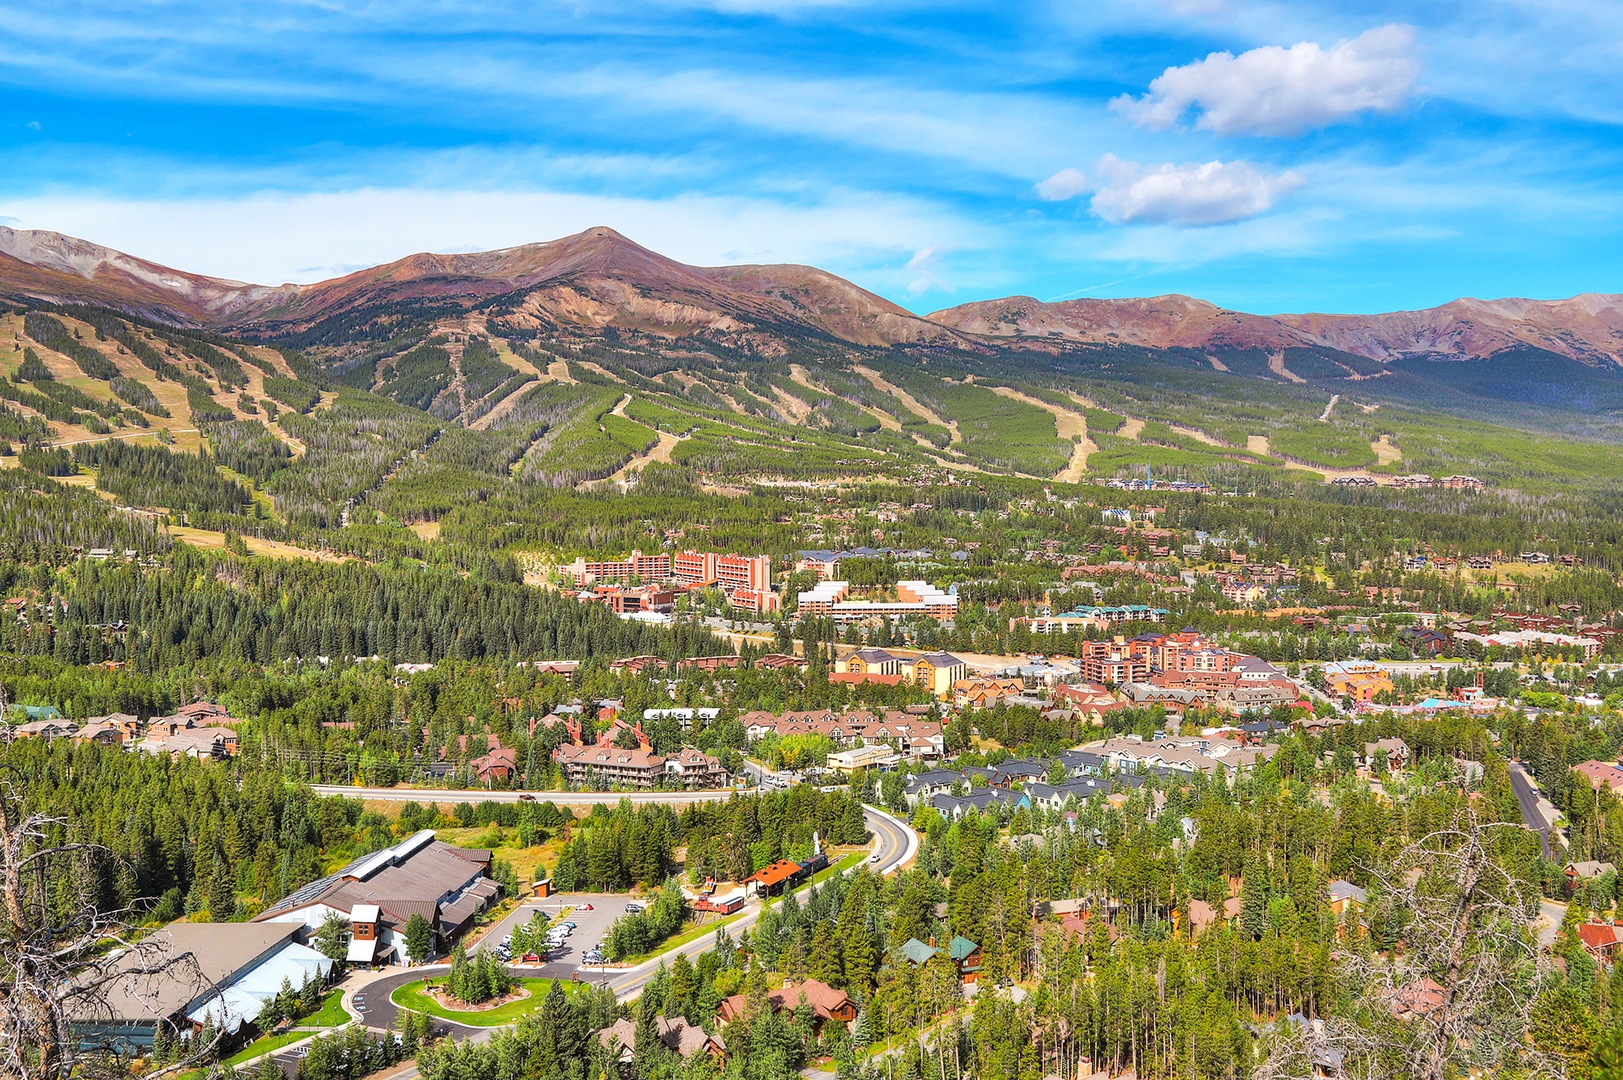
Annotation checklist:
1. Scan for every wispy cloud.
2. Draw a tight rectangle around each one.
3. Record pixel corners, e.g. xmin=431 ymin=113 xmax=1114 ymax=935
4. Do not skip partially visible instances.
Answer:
xmin=1114 ymin=24 xmax=1421 ymax=136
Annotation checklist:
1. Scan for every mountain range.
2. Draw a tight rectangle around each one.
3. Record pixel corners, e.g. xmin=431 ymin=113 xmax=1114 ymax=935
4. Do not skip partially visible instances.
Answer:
xmin=5 ymin=224 xmax=1622 ymax=369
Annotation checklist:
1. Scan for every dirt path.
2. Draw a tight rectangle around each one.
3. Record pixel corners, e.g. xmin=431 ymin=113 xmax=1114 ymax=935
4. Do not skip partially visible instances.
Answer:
xmin=1170 ymin=424 xmax=1223 ymax=446
xmin=1372 ymin=434 xmax=1401 ymax=465
xmin=987 ymin=385 xmax=1096 ymax=482
xmin=1268 ymin=351 xmax=1307 ymax=384
xmin=51 ymin=428 xmax=199 ymax=448
xmin=1117 ymin=416 xmax=1145 ymax=440
xmin=1319 ymin=394 xmax=1340 ymax=421
xmin=852 ymin=365 xmax=962 ymax=444
xmin=1246 ymin=435 xmax=1270 ymax=456
xmin=792 ymin=364 xmax=901 ymax=433
xmin=575 ymin=361 xmax=625 ymax=383
xmin=583 ymin=395 xmax=685 ymax=490
xmin=1206 ymin=355 xmax=1231 ymax=372
xmin=167 ymin=525 xmax=342 ymax=562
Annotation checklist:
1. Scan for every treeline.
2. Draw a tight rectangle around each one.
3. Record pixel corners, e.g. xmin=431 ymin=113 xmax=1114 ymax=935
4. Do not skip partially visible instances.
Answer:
xmin=0 ymin=738 xmax=381 ymax=922
xmin=73 ymin=439 xmax=255 ymax=515
xmin=8 ymin=546 xmax=727 ymax=670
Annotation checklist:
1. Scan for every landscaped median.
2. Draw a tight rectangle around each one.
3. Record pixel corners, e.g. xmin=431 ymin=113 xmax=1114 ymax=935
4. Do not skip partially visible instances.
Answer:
xmin=390 ymin=976 xmax=582 ymax=1026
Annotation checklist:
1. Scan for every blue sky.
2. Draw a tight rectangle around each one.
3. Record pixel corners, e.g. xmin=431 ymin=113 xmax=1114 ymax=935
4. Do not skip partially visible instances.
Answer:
xmin=3 ymin=0 xmax=1622 ymax=315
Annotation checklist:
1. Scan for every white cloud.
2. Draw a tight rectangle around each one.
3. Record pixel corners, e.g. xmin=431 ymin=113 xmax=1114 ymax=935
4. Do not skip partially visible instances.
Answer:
xmin=1034 ymin=167 xmax=1089 ymax=201
xmin=0 ymin=185 xmax=984 ymax=287
xmin=1086 ymin=154 xmax=1304 ymax=226
xmin=1113 ymin=24 xmax=1420 ymax=137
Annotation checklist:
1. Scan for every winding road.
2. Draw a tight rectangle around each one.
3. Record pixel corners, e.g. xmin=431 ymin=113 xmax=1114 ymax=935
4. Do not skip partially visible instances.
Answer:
xmin=307 ymin=784 xmax=917 ymax=1038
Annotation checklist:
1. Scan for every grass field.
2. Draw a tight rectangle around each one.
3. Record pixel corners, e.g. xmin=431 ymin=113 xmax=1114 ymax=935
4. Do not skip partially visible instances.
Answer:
xmin=391 ymin=977 xmax=581 ymax=1026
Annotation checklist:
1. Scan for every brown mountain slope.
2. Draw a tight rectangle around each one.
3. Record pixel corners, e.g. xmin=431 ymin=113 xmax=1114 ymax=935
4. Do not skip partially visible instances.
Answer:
xmin=925 ymin=295 xmax=1314 ymax=353
xmin=0 ymin=226 xmax=297 ymax=325
xmin=5 ymin=222 xmax=1621 ymax=363
xmin=927 ymin=292 xmax=1623 ymax=365
xmin=0 ymin=224 xmax=965 ymax=349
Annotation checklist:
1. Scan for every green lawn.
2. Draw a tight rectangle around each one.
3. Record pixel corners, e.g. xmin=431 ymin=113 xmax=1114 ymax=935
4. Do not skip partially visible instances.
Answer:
xmin=217 ymin=990 xmax=348 ymax=1066
xmin=390 ymin=977 xmax=580 ymax=1026
xmin=222 ymin=1031 xmax=306 ymax=1067
xmin=298 ymin=989 xmax=348 ymax=1028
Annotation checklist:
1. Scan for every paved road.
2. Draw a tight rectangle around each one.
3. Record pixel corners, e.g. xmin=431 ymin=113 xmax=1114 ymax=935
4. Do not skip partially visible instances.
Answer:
xmin=312 ymin=784 xmax=752 ymax=806
xmin=1508 ymin=761 xmax=1553 ymax=859
xmin=313 ymin=784 xmax=916 ymax=1033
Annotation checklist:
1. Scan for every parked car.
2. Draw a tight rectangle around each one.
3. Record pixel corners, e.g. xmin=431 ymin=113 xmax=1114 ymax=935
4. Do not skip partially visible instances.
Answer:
xmin=624 ymin=903 xmax=643 ymax=913
xmin=561 ymin=921 xmax=577 ymax=930
xmin=522 ymin=952 xmax=542 ymax=964
xmin=577 ymin=903 xmax=593 ymax=911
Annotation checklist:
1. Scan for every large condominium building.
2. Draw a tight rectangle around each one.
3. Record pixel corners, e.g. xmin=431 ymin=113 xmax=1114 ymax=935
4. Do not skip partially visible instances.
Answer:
xmin=569 ymin=550 xmax=673 ymax=584
xmin=570 ymin=550 xmax=777 ymax=612
xmin=797 ymin=580 xmax=957 ymax=622
xmin=553 ymin=743 xmax=730 ymax=790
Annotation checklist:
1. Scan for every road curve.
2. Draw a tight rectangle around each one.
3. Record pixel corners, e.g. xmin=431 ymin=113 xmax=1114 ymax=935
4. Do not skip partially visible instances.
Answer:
xmin=312 ymin=784 xmax=915 ymax=1017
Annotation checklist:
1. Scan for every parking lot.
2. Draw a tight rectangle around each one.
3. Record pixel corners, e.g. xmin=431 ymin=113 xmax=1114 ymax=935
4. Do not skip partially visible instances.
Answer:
xmin=472 ymin=892 xmax=629 ymax=975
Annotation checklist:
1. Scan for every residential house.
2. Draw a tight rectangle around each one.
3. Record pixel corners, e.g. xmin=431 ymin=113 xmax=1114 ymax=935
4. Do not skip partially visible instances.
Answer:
xmin=717 ymin=978 xmax=855 ymax=1033
xmin=894 ymin=936 xmax=982 ymax=983
xmin=599 ymin=1016 xmax=726 ymax=1068
xmin=1328 ymin=880 xmax=1367 ymax=916
xmin=1364 ymin=738 xmax=1411 ymax=774
xmin=1574 ymin=760 xmax=1623 ymax=795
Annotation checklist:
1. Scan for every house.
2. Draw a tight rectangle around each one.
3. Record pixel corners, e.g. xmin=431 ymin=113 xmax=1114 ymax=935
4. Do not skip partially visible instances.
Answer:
xmin=139 ymin=726 xmax=239 ymax=759
xmin=664 ymin=747 xmax=730 ymax=788
xmin=839 ymin=649 xmax=902 ymax=676
xmin=1364 ymin=738 xmax=1411 ymax=773
xmin=1579 ymin=923 xmax=1621 ymax=959
xmin=717 ymin=978 xmax=855 ymax=1032
xmin=894 ymin=936 xmax=982 ymax=983
xmin=9 ymin=718 xmax=78 ymax=740
xmin=1573 ymin=760 xmax=1623 ymax=794
xmin=1328 ymin=880 xmax=1367 ymax=916
xmin=252 ymin=830 xmax=496 ymax=963
xmin=990 ymin=759 xmax=1049 ymax=788
xmin=1387 ymin=978 xmax=1448 ymax=1021
xmin=1397 ymin=626 xmax=1451 ymax=656
xmin=77 ymin=922 xmax=334 ymax=1049
xmin=1322 ymin=661 xmax=1395 ymax=703
xmin=930 ymin=788 xmax=1025 ymax=820
xmin=903 ymin=769 xmax=963 ymax=807
xmin=74 ymin=722 xmax=128 ymax=747
xmin=1023 ymin=776 xmax=1113 ymax=810
xmin=599 ymin=1016 xmax=726 ymax=1067
xmin=469 ymin=746 xmax=518 ymax=783
xmin=1565 ymin=861 xmax=1617 ymax=896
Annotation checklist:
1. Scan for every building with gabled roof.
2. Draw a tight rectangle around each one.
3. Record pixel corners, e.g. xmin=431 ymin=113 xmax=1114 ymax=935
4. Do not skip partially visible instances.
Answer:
xmin=251 ymin=830 xmax=494 ymax=965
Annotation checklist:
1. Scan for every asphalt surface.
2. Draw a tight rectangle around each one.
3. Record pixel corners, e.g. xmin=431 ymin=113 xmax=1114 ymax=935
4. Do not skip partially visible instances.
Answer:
xmin=1508 ymin=761 xmax=1553 ymax=859
xmin=310 ymin=784 xmax=916 ymax=1037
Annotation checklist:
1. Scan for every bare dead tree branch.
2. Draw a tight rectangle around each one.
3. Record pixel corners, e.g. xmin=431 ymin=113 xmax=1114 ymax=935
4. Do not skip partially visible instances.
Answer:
xmin=1254 ymin=807 xmax=1558 ymax=1080
xmin=0 ymin=778 xmax=227 ymax=1080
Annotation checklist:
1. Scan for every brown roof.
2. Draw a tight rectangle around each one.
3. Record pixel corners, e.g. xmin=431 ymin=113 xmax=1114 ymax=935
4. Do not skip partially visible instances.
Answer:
xmin=87 ymin=922 xmax=299 ymax=1023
